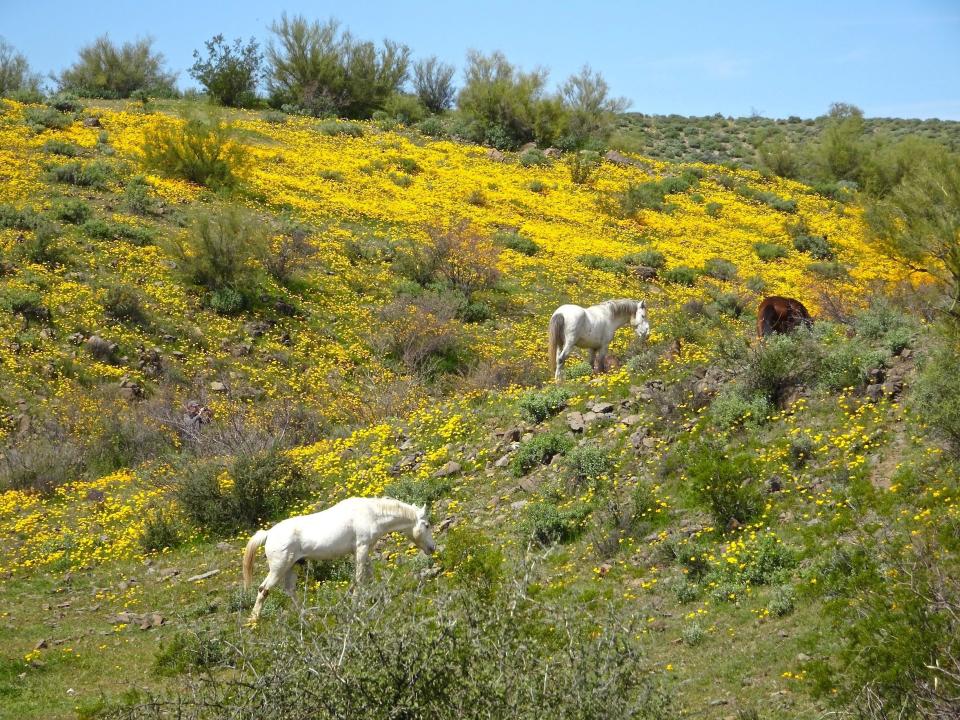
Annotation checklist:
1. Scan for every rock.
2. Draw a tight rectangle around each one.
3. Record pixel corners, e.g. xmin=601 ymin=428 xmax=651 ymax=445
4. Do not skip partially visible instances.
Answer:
xmin=83 ymin=116 xmax=101 ymax=128
xmin=583 ymin=411 xmax=598 ymax=424
xmin=883 ymin=379 xmax=904 ymax=398
xmin=899 ymin=347 xmax=913 ymax=359
xmin=865 ymin=384 xmax=884 ymax=403
xmin=216 ymin=541 xmax=232 ymax=552
xmin=543 ymin=147 xmax=562 ymax=159
xmin=604 ymin=150 xmax=636 ymax=166
xmin=518 ymin=477 xmax=540 ymax=493
xmin=503 ymin=427 xmax=522 ymax=442
xmin=34 ymin=639 xmax=48 ymax=650
xmin=591 ymin=401 xmax=614 ymax=414
xmin=187 ymin=569 xmax=220 ymax=582
xmin=274 ymin=300 xmax=296 ymax=316
xmin=567 ymin=411 xmax=585 ymax=433
xmin=867 ymin=367 xmax=885 ymax=384
xmin=85 ymin=335 xmax=118 ymax=360
xmin=510 ymin=500 xmax=528 ymax=511
xmin=521 ymin=432 xmax=534 ymax=442
xmin=631 ymin=265 xmax=657 ymax=280
xmin=485 ymin=148 xmax=506 ymax=162
xmin=621 ymin=414 xmax=642 ymax=427
xmin=629 ymin=428 xmax=649 ymax=449
xmin=244 ymin=321 xmax=272 ymax=338
xmin=518 ymin=142 xmax=538 ymax=153
xmin=117 ymin=377 xmax=144 ymax=400
xmin=159 ymin=568 xmax=181 ymax=580
xmin=86 ymin=489 xmax=105 ymax=503
xmin=641 ymin=436 xmax=656 ymax=449
xmin=494 ymin=453 xmax=512 ymax=468
xmin=67 ymin=332 xmax=85 ymax=345
xmin=767 ymin=476 xmax=783 ymax=493
xmin=434 ymin=460 xmax=461 ymax=478
xmin=209 ymin=381 xmax=228 ymax=393
xmin=231 ymin=343 xmax=252 ymax=357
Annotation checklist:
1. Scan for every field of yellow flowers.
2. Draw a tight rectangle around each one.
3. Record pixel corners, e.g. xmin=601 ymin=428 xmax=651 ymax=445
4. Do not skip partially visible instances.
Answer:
xmin=2 ymin=98 xmax=954 ymax=719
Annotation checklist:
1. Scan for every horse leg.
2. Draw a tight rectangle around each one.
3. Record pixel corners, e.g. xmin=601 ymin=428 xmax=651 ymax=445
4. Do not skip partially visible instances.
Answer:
xmin=249 ymin=565 xmax=286 ymax=622
xmin=588 ymin=349 xmax=597 ymax=373
xmin=354 ymin=543 xmax=371 ymax=584
xmin=283 ymin=566 xmax=301 ymax=611
xmin=595 ymin=347 xmax=608 ymax=374
xmin=555 ymin=339 xmax=575 ymax=381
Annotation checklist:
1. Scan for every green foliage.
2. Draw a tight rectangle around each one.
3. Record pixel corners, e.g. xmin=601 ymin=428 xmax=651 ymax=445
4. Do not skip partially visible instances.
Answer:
xmin=744 ymin=331 xmax=819 ymax=404
xmin=512 ymin=430 xmax=573 ymax=477
xmin=753 ymin=242 xmax=788 ymax=262
xmin=142 ymin=113 xmax=246 ymax=189
xmin=442 ymin=526 xmax=504 ymax=596
xmin=663 ymin=265 xmax=698 ymax=286
xmin=189 ymin=35 xmax=262 ymax=108
xmin=384 ymin=476 xmax=451 ymax=509
xmin=567 ymin=443 xmax=613 ymax=484
xmin=818 ymin=340 xmax=885 ymax=392
xmin=383 ymin=93 xmax=427 ymax=124
xmin=0 ymin=38 xmax=42 ymax=96
xmin=83 ymin=218 xmax=154 ymax=245
xmin=175 ymin=450 xmax=311 ymax=535
xmin=317 ymin=119 xmax=364 ymax=137
xmin=614 ymin=177 xmax=689 ymax=216
xmin=412 ymin=56 xmax=455 ymax=113
xmin=579 ymin=254 xmax=626 ymax=274
xmin=736 ymin=184 xmax=797 ymax=212
xmin=558 ymin=65 xmax=628 ymax=149
xmin=41 ymin=139 xmax=81 ymax=157
xmin=0 ymin=434 xmax=84 ymax=494
xmin=745 ymin=275 xmax=767 ymax=294
xmin=51 ymin=197 xmax=91 ymax=224
xmin=790 ymin=230 xmax=836 ymax=260
xmin=153 ymin=631 xmax=228 ymax=677
xmin=768 ymin=584 xmax=796 ymax=617
xmin=494 ymin=229 xmax=538 ymax=256
xmin=139 ymin=510 xmax=184 ymax=553
xmin=45 ymin=160 xmax=113 ymax=189
xmin=123 ymin=175 xmax=156 ymax=215
xmin=853 ymin=299 xmax=917 ymax=354
xmin=624 ymin=248 xmax=666 ymax=269
xmin=16 ymin=220 xmax=64 ymax=265
xmin=816 ymin=102 xmax=864 ymax=183
xmin=518 ymin=147 xmax=549 ymax=167
xmin=57 ymin=35 xmax=177 ymax=98
xmin=23 ymin=105 xmax=73 ymax=131
xmin=103 ymin=284 xmax=147 ymax=324
xmin=166 ymin=205 xmax=266 ymax=307
xmin=685 ymin=442 xmax=764 ymax=529
xmin=703 ymin=257 xmax=737 ymax=281
xmin=525 ymin=500 xmax=589 ymax=544
xmin=567 ymin=150 xmax=600 ymax=184
xmin=266 ymin=14 xmax=410 ymax=118
xmin=707 ymin=389 xmax=771 ymax=429
xmin=0 ymin=203 xmax=41 ymax=230
xmin=705 ymin=201 xmax=722 ymax=217
xmin=517 ymin=386 xmax=571 ymax=423
xmin=912 ymin=338 xmax=960 ymax=454
xmin=808 ymin=261 xmax=848 ymax=279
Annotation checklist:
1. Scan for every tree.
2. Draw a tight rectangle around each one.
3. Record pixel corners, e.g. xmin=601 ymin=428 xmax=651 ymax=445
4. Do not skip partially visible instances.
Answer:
xmin=189 ymin=35 xmax=262 ymax=108
xmin=865 ymin=152 xmax=960 ymax=316
xmin=57 ymin=35 xmax=177 ymax=98
xmin=265 ymin=14 xmax=409 ymax=118
xmin=413 ymin=56 xmax=455 ymax=113
xmin=559 ymin=65 xmax=628 ymax=149
xmin=0 ymin=37 xmax=42 ymax=96
xmin=817 ymin=102 xmax=865 ymax=182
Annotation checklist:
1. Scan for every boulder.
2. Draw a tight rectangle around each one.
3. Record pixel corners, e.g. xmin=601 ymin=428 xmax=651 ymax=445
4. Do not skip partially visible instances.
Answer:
xmin=434 ymin=460 xmax=462 ymax=478
xmin=567 ymin=411 xmax=585 ymax=433
xmin=210 ymin=381 xmax=228 ymax=393
xmin=518 ymin=142 xmax=538 ymax=153
xmin=485 ymin=148 xmax=506 ymax=162
xmin=543 ymin=147 xmax=562 ymax=159
xmin=865 ymin=384 xmax=884 ymax=403
xmin=631 ymin=265 xmax=658 ymax=281
xmin=621 ymin=414 xmax=642 ymax=427
xmin=591 ymin=401 xmax=614 ymax=414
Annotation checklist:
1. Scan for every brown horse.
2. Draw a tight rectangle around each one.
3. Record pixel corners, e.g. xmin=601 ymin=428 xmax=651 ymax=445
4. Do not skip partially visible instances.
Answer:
xmin=757 ymin=296 xmax=812 ymax=338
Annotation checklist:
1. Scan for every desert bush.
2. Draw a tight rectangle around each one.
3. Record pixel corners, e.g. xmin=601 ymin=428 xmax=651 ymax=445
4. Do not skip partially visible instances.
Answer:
xmin=51 ymin=197 xmax=90 ymax=224
xmin=753 ymin=242 xmax=788 ymax=262
xmin=153 ymin=630 xmax=228 ymax=677
xmin=57 ymin=35 xmax=177 ymax=98
xmin=625 ymin=248 xmax=666 ymax=269
xmin=494 ymin=229 xmax=538 ymax=256
xmin=519 ymin=147 xmax=549 ymax=167
xmin=130 ymin=584 xmax=671 ymax=720
xmin=0 ymin=203 xmax=41 ymax=230
xmin=512 ymin=430 xmax=573 ymax=477
xmin=0 ymin=38 xmax=42 ymax=95
xmin=791 ymin=232 xmax=836 ymax=261
xmin=166 ymin=205 xmax=267 ymax=309
xmin=744 ymin=331 xmax=819 ymax=404
xmin=123 ymin=175 xmax=156 ymax=215
xmin=103 ymin=283 xmax=147 ymax=324
xmin=663 ymin=265 xmax=698 ymax=286
xmin=316 ymin=119 xmax=364 ymax=137
xmin=412 ymin=56 xmax=455 ymax=113
xmin=808 ymin=261 xmax=848 ymax=280
xmin=818 ymin=339 xmax=885 ymax=392
xmin=580 ymin=254 xmax=626 ymax=274
xmin=525 ymin=500 xmax=590 ymax=544
xmin=139 ymin=509 xmax=185 ymax=553
xmin=41 ymin=139 xmax=81 ymax=157
xmin=558 ymin=65 xmax=629 ymax=149
xmin=16 ymin=221 xmax=64 ymax=265
xmin=383 ymin=475 xmax=451 ymax=509
xmin=736 ymin=184 xmax=797 ymax=212
xmin=745 ymin=275 xmax=767 ymax=294
xmin=517 ymin=386 xmax=571 ymax=423
xmin=175 ymin=449 xmax=310 ymax=535
xmin=0 ymin=434 xmax=85 ymax=493
xmin=708 ymin=389 xmax=771 ymax=429
xmin=705 ymin=201 xmax=722 ymax=217
xmin=46 ymin=160 xmax=112 ymax=189
xmin=143 ymin=113 xmax=246 ymax=189
xmin=260 ymin=220 xmax=316 ymax=285
xmin=682 ymin=622 xmax=706 ymax=647
xmin=376 ymin=291 xmax=463 ymax=375
xmin=703 ymin=257 xmax=737 ymax=281
xmin=567 ymin=150 xmax=600 ymax=184
xmin=567 ymin=443 xmax=613 ymax=485
xmin=685 ymin=442 xmax=764 ymax=529
xmin=23 ymin=105 xmax=73 ymax=131
xmin=768 ymin=584 xmax=796 ymax=617
xmin=266 ymin=14 xmax=410 ymax=118
xmin=912 ymin=338 xmax=960 ymax=454
xmin=788 ymin=435 xmax=814 ymax=469
xmin=189 ymin=35 xmax=262 ymax=108
xmin=442 ymin=526 xmax=504 ymax=597
xmin=83 ymin=218 xmax=154 ymax=245
xmin=419 ymin=220 xmax=501 ymax=297
xmin=614 ymin=180 xmax=670 ymax=216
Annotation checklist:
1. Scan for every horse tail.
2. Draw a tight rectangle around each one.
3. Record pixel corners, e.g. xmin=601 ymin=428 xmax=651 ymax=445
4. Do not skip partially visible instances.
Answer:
xmin=548 ymin=313 xmax=565 ymax=373
xmin=242 ymin=529 xmax=269 ymax=590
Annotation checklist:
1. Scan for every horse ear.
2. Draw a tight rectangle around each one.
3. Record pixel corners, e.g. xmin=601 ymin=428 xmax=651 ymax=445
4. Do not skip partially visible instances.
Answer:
xmin=419 ymin=504 xmax=427 ymax=517
xmin=639 ymin=300 xmax=646 ymax=310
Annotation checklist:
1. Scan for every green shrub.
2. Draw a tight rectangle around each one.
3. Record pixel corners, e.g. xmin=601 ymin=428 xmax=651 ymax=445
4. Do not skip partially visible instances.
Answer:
xmin=682 ymin=622 xmax=705 ymax=647
xmin=818 ymin=341 xmax=885 ymax=392
xmin=745 ymin=275 xmax=767 ymax=294
xmin=383 ymin=476 xmax=451 ymax=508
xmin=739 ymin=534 xmax=794 ymax=585
xmin=0 ymin=435 xmax=84 ymax=494
xmin=123 ymin=175 xmax=156 ymax=215
xmin=792 ymin=233 xmax=836 ymax=260
xmin=205 ymin=287 xmax=246 ymax=315
xmin=753 ymin=242 xmax=788 ymax=261
xmin=686 ymin=443 xmax=764 ymax=529
xmin=525 ymin=500 xmax=589 ymax=544
xmin=705 ymin=201 xmax=722 ymax=217
xmin=708 ymin=389 xmax=771 ymax=429
xmin=140 ymin=510 xmax=184 ymax=552
xmin=614 ymin=180 xmax=678 ymax=216
xmin=663 ymin=265 xmax=698 ymax=285
xmin=517 ymin=386 xmax=571 ymax=423
xmin=442 ymin=526 xmax=504 ymax=596
xmin=189 ymin=35 xmax=262 ymax=108
xmin=744 ymin=332 xmax=819 ymax=404
xmin=494 ymin=230 xmax=539 ymax=256
xmin=567 ymin=150 xmax=599 ymax=184
xmin=23 ymin=105 xmax=72 ymax=131
xmin=103 ymin=284 xmax=147 ymax=324
xmin=45 ymin=160 xmax=113 ymax=189
xmin=519 ymin=147 xmax=549 ymax=167
xmin=912 ymin=340 xmax=960 ymax=454
xmin=623 ymin=248 xmax=666 ymax=268
xmin=143 ymin=114 xmax=246 ymax=189
xmin=317 ymin=119 xmax=364 ymax=137
xmin=16 ymin=221 xmax=64 ymax=265
xmin=466 ymin=188 xmax=487 ymax=206
xmin=175 ymin=450 xmax=311 ymax=535
xmin=808 ymin=261 xmax=848 ymax=279
xmin=580 ymin=254 xmax=626 ymax=274
xmin=57 ymin=35 xmax=177 ymax=98
xmin=703 ymin=257 xmax=737 ymax=280
xmin=564 ymin=360 xmax=593 ymax=379
xmin=52 ymin=197 xmax=91 ymax=224
xmin=153 ymin=631 xmax=228 ymax=677
xmin=41 ymin=139 xmax=81 ymax=156
xmin=737 ymin=184 xmax=797 ymax=212
xmin=0 ymin=203 xmax=41 ymax=230
xmin=567 ymin=443 xmax=613 ymax=484
xmin=769 ymin=584 xmax=796 ymax=617
xmin=527 ymin=179 xmax=546 ymax=193
xmin=512 ymin=431 xmax=573 ymax=477
xmin=83 ymin=218 xmax=154 ymax=245
xmin=854 ymin=299 xmax=917 ymax=354
xmin=458 ymin=300 xmax=492 ymax=323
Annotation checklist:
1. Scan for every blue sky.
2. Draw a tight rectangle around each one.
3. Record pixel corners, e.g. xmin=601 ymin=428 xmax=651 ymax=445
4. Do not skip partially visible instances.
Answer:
xmin=2 ymin=0 xmax=959 ymax=119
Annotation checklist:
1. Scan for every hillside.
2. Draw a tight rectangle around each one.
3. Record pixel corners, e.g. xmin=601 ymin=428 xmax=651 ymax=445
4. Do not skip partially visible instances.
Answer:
xmin=1 ymin=97 xmax=958 ymax=720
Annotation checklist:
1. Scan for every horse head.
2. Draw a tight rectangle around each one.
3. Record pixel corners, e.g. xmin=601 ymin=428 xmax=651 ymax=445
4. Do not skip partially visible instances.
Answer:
xmin=410 ymin=504 xmax=437 ymax=555
xmin=632 ymin=300 xmax=650 ymax=340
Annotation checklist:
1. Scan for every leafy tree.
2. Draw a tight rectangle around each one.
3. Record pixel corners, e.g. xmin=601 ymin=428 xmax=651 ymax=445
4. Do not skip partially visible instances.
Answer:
xmin=57 ymin=35 xmax=177 ymax=98
xmin=412 ymin=56 xmax=455 ymax=113
xmin=559 ymin=65 xmax=628 ymax=149
xmin=189 ymin=35 xmax=262 ymax=108
xmin=0 ymin=37 xmax=42 ymax=96
xmin=866 ymin=152 xmax=960 ymax=316
xmin=816 ymin=102 xmax=865 ymax=182
xmin=266 ymin=14 xmax=409 ymax=118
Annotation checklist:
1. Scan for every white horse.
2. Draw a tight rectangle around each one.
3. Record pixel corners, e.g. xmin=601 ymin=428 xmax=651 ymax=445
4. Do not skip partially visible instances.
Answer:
xmin=242 ymin=497 xmax=436 ymax=622
xmin=548 ymin=299 xmax=650 ymax=381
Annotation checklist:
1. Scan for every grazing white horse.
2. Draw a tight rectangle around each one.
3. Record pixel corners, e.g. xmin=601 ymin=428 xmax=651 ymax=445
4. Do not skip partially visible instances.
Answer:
xmin=548 ymin=299 xmax=650 ymax=381
xmin=242 ymin=497 xmax=436 ymax=622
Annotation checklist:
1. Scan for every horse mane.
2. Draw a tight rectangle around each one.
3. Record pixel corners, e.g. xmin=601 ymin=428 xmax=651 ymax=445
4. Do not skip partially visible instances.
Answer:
xmin=602 ymin=298 xmax=638 ymax=319
xmin=370 ymin=497 xmax=419 ymax=521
